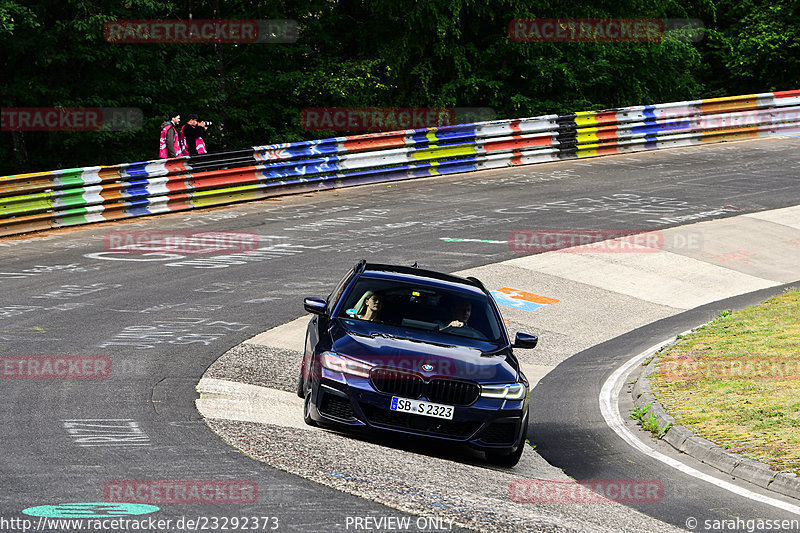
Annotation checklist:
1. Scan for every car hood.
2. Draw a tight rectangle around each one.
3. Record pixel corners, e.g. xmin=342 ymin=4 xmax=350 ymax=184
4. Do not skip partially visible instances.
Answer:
xmin=330 ymin=319 xmax=519 ymax=383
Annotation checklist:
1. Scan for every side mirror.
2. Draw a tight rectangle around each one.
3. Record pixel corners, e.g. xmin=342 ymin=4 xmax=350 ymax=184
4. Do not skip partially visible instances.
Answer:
xmin=304 ymin=297 xmax=328 ymax=315
xmin=513 ymin=332 xmax=538 ymax=349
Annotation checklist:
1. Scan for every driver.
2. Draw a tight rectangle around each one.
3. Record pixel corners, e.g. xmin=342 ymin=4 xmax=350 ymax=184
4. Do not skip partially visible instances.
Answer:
xmin=441 ymin=300 xmax=471 ymax=329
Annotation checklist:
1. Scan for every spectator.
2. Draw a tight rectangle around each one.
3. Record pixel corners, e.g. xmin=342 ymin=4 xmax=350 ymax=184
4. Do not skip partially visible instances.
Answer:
xmin=181 ymin=114 xmax=209 ymax=155
xmin=159 ymin=111 xmax=187 ymax=158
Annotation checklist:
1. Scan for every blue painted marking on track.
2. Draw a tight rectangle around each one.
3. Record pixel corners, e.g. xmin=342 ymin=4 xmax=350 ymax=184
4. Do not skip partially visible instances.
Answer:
xmin=327 ymin=472 xmax=355 ymax=480
xmin=490 ymin=291 xmax=544 ymax=312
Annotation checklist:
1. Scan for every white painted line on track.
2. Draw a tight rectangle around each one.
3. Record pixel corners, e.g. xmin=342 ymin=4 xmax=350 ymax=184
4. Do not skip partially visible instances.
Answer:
xmin=197 ymin=377 xmax=319 ymax=431
xmin=245 ymin=315 xmax=308 ymax=350
xmin=599 ymin=335 xmax=800 ymax=516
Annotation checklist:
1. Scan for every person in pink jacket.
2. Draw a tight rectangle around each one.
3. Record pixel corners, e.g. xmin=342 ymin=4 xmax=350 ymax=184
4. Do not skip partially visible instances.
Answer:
xmin=181 ymin=114 xmax=209 ymax=155
xmin=159 ymin=111 xmax=187 ymax=158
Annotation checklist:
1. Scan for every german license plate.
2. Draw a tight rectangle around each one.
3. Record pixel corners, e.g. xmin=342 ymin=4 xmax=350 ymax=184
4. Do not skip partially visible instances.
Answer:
xmin=390 ymin=397 xmax=454 ymax=420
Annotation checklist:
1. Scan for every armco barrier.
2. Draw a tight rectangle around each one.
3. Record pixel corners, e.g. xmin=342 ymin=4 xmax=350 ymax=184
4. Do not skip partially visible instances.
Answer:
xmin=2 ymin=90 xmax=800 ymax=237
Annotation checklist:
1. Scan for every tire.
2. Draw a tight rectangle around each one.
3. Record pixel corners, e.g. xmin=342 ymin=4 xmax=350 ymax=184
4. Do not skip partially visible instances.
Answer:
xmin=485 ymin=417 xmax=528 ymax=467
xmin=303 ymin=389 xmax=318 ymax=427
xmin=296 ymin=370 xmax=305 ymax=398
xmin=485 ymin=439 xmax=526 ymax=467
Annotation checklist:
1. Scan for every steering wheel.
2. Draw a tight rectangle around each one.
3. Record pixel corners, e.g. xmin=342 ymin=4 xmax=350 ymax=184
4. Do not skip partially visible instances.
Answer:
xmin=440 ymin=325 xmax=485 ymax=340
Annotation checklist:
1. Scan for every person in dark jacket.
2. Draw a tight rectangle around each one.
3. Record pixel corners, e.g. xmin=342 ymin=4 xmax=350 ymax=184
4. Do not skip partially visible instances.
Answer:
xmin=181 ymin=114 xmax=209 ymax=156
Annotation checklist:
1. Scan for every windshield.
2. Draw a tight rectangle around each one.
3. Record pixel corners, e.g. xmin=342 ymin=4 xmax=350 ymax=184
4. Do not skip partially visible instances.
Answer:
xmin=337 ymin=278 xmax=504 ymax=343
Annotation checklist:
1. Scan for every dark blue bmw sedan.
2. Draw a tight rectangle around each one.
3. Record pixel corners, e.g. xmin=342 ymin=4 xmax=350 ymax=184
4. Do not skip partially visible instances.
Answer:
xmin=297 ymin=261 xmax=538 ymax=466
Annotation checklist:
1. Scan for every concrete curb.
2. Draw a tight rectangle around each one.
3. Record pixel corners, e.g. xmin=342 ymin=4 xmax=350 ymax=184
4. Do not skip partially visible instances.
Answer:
xmin=630 ymin=335 xmax=800 ymax=501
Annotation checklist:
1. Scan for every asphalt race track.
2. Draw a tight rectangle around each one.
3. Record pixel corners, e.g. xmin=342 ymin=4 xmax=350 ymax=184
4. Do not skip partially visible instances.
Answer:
xmin=2 ymin=137 xmax=800 ymax=532
xmin=531 ymin=285 xmax=800 ymax=531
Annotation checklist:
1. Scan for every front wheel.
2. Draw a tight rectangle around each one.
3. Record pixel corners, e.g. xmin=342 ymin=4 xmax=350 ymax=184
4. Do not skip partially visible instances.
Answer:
xmin=296 ymin=370 xmax=305 ymax=398
xmin=485 ymin=439 xmax=526 ymax=467
xmin=485 ymin=418 xmax=528 ymax=467
xmin=303 ymin=389 xmax=317 ymax=427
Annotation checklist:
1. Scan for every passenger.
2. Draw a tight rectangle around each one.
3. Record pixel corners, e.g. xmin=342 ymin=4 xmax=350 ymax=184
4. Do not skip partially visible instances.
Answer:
xmin=357 ymin=291 xmax=383 ymax=322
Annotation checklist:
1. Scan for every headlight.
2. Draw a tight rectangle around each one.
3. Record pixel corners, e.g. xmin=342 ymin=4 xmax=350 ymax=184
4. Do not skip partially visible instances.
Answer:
xmin=480 ymin=383 xmax=527 ymax=400
xmin=320 ymin=351 xmax=373 ymax=378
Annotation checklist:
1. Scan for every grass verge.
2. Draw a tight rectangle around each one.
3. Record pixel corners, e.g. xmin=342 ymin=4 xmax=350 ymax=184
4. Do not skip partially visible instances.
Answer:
xmin=649 ymin=288 xmax=800 ymax=474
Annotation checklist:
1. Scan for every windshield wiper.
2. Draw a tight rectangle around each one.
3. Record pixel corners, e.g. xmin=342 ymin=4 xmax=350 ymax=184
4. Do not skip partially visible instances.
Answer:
xmin=480 ymin=345 xmax=510 ymax=357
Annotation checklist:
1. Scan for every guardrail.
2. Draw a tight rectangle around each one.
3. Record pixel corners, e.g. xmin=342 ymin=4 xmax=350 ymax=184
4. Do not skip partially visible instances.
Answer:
xmin=2 ymin=90 xmax=799 ymax=237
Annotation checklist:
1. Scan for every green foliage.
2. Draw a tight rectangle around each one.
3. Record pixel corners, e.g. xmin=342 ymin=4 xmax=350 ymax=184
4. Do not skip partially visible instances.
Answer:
xmin=642 ymin=414 xmax=671 ymax=438
xmin=630 ymin=403 xmax=652 ymax=422
xmin=698 ymin=0 xmax=800 ymax=93
xmin=630 ymin=403 xmax=671 ymax=438
xmin=1 ymin=0 xmax=798 ymax=174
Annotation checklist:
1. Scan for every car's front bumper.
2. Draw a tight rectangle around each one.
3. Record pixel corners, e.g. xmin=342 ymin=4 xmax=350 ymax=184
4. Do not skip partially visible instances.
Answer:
xmin=308 ymin=370 xmax=528 ymax=451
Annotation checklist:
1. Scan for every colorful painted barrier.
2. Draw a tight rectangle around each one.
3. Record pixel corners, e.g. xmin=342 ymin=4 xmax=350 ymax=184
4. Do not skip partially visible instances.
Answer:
xmin=2 ymin=90 xmax=799 ymax=236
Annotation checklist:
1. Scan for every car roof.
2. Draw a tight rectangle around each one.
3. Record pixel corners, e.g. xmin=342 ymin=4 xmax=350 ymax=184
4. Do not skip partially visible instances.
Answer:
xmin=359 ymin=262 xmax=488 ymax=298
